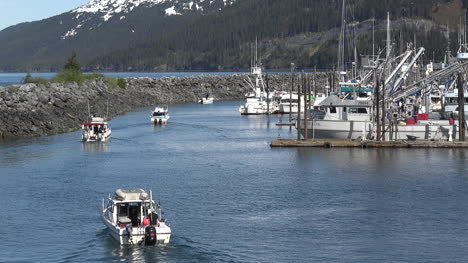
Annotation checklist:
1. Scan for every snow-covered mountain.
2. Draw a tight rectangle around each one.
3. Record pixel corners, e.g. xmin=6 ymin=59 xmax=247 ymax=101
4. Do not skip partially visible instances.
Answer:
xmin=0 ymin=0 xmax=240 ymax=71
xmin=63 ymin=0 xmax=236 ymax=39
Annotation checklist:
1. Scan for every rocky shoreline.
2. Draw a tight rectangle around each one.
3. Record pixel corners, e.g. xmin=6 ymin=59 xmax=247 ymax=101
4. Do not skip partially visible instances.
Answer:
xmin=0 ymin=73 xmax=328 ymax=139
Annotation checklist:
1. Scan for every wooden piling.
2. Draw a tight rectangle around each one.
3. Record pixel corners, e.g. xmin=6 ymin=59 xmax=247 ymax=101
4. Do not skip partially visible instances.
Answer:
xmin=375 ymin=75 xmax=381 ymax=141
xmin=458 ymin=73 xmax=465 ymax=141
xmin=266 ymin=73 xmax=270 ymax=115
xmin=289 ymin=67 xmax=294 ymax=131
xmin=297 ymin=72 xmax=303 ymax=140
xmin=304 ymin=74 xmax=309 ymax=140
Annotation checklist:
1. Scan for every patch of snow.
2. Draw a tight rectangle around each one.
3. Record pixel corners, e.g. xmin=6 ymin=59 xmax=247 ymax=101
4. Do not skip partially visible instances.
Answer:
xmin=74 ymin=0 xmax=167 ymax=21
xmin=61 ymin=0 xmax=238 ymax=40
xmin=62 ymin=29 xmax=77 ymax=39
xmin=165 ymin=6 xmax=181 ymax=16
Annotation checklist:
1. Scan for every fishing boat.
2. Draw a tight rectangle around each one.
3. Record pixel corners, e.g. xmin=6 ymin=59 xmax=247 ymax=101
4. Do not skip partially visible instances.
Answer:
xmin=82 ymin=116 xmax=111 ymax=142
xmin=151 ymin=106 xmax=170 ymax=124
xmin=301 ymin=95 xmax=455 ymax=140
xmin=102 ymin=189 xmax=171 ymax=246
xmin=442 ymin=89 xmax=468 ymax=118
xmin=239 ymin=39 xmax=278 ymax=115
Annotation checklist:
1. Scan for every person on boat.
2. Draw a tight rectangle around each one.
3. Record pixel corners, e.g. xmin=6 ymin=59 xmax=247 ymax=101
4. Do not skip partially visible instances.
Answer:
xmin=148 ymin=209 xmax=159 ymax=226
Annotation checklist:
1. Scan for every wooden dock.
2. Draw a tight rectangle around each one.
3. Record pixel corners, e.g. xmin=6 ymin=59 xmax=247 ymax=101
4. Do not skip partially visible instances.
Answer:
xmin=271 ymin=139 xmax=468 ymax=148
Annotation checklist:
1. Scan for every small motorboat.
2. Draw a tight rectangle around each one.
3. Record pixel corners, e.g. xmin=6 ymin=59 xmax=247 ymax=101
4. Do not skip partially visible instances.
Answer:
xmin=198 ymin=94 xmax=214 ymax=104
xmin=82 ymin=116 xmax=111 ymax=142
xmin=151 ymin=106 xmax=170 ymax=124
xmin=198 ymin=97 xmax=214 ymax=104
xmin=102 ymin=189 xmax=172 ymax=245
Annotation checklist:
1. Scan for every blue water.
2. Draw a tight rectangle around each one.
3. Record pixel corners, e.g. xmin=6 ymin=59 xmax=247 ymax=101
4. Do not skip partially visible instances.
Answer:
xmin=1 ymin=101 xmax=468 ymax=262
xmin=0 ymin=72 xmax=247 ymax=86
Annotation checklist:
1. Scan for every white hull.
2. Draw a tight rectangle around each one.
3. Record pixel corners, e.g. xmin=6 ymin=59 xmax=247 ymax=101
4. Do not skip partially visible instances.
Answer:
xmin=279 ymin=103 xmax=299 ymax=114
xmin=151 ymin=116 xmax=170 ymax=124
xmin=239 ymin=100 xmax=278 ymax=115
xmin=82 ymin=130 xmax=111 ymax=142
xmin=102 ymin=214 xmax=171 ymax=245
xmin=199 ymin=98 xmax=214 ymax=104
xmin=302 ymin=120 xmax=455 ymax=140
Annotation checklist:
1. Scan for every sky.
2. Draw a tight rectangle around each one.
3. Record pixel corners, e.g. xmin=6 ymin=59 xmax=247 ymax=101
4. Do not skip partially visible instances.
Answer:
xmin=0 ymin=0 xmax=89 ymax=30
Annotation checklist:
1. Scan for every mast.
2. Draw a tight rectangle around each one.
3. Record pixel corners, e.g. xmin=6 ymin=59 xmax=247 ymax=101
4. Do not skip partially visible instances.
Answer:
xmin=372 ymin=16 xmax=375 ymax=66
xmin=386 ymin=12 xmax=391 ymax=60
xmin=338 ymin=0 xmax=347 ymax=72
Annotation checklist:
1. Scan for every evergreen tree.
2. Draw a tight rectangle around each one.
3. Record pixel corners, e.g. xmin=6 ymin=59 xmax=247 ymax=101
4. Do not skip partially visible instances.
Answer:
xmin=64 ymin=51 xmax=81 ymax=72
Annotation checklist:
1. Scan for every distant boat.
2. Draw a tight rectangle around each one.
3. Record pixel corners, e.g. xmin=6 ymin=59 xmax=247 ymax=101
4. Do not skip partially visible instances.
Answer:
xmin=151 ymin=106 xmax=170 ymax=124
xmin=239 ymin=39 xmax=278 ymax=115
xmin=102 ymin=189 xmax=171 ymax=245
xmin=199 ymin=96 xmax=214 ymax=104
xmin=82 ymin=116 xmax=111 ymax=142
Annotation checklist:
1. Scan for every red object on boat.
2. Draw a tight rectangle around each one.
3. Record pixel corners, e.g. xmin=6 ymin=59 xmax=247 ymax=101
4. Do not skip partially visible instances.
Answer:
xmin=406 ymin=118 xmax=416 ymax=125
xmin=82 ymin=122 xmax=105 ymax=126
xmin=417 ymin=113 xmax=429 ymax=120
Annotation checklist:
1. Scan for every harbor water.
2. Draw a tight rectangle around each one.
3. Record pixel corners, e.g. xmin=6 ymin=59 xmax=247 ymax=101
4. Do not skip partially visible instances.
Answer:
xmin=1 ymin=101 xmax=468 ymax=262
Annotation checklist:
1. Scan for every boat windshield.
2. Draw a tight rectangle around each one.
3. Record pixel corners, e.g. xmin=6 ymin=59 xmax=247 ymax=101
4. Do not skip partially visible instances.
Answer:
xmin=153 ymin=112 xmax=165 ymax=117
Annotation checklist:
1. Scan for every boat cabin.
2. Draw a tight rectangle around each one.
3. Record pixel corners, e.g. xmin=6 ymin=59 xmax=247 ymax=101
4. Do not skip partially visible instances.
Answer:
xmin=82 ymin=117 xmax=109 ymax=134
xmin=152 ymin=111 xmax=166 ymax=117
xmin=319 ymin=95 xmax=372 ymax=121
xmin=444 ymin=90 xmax=468 ymax=116
xmin=104 ymin=189 xmax=157 ymax=227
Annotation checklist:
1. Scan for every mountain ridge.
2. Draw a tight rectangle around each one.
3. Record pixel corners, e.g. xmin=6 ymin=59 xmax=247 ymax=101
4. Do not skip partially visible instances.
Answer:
xmin=0 ymin=0 xmax=466 ymax=72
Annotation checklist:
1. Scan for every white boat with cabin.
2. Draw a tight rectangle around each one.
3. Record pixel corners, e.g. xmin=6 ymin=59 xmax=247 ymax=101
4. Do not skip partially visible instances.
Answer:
xmin=199 ymin=97 xmax=214 ymax=104
xmin=82 ymin=116 xmax=111 ymax=142
xmin=239 ymin=41 xmax=278 ymax=115
xmin=151 ymin=106 xmax=170 ymax=124
xmin=199 ymin=94 xmax=214 ymax=104
xmin=102 ymin=189 xmax=171 ymax=246
xmin=443 ymin=89 xmax=468 ymax=118
xmin=301 ymin=95 xmax=456 ymax=140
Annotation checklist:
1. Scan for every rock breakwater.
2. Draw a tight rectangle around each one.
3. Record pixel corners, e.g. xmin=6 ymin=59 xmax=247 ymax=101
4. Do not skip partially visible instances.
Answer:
xmin=0 ymin=73 xmax=328 ymax=139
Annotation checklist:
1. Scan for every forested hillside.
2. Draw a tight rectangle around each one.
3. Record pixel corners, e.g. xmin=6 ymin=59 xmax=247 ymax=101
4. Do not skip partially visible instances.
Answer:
xmin=0 ymin=0 xmax=467 ymax=72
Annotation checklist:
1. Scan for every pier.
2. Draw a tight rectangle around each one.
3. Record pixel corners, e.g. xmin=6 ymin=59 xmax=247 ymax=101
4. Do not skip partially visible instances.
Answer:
xmin=271 ymin=139 xmax=468 ymax=148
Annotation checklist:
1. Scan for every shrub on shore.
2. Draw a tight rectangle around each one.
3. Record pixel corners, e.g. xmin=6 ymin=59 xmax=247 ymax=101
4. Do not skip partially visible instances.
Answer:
xmin=23 ymin=73 xmax=49 ymax=85
xmin=22 ymin=52 xmax=126 ymax=88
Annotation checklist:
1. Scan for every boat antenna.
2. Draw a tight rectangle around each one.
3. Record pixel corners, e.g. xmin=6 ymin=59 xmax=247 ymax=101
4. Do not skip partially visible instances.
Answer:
xmin=106 ymin=99 xmax=109 ymax=120
xmin=150 ymin=189 xmax=153 ymax=209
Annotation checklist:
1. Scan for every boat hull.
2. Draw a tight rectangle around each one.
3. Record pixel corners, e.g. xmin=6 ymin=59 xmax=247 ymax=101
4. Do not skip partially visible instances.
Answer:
xmin=102 ymin=215 xmax=171 ymax=246
xmin=279 ymin=104 xmax=299 ymax=114
xmin=151 ymin=117 xmax=170 ymax=124
xmin=82 ymin=130 xmax=111 ymax=142
xmin=239 ymin=104 xmax=277 ymax=115
xmin=302 ymin=120 xmax=456 ymax=140
xmin=199 ymin=98 xmax=214 ymax=104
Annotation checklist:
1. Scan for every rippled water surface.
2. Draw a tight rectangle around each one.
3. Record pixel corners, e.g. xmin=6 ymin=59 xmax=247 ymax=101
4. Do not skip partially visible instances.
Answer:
xmin=1 ymin=101 xmax=468 ymax=262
